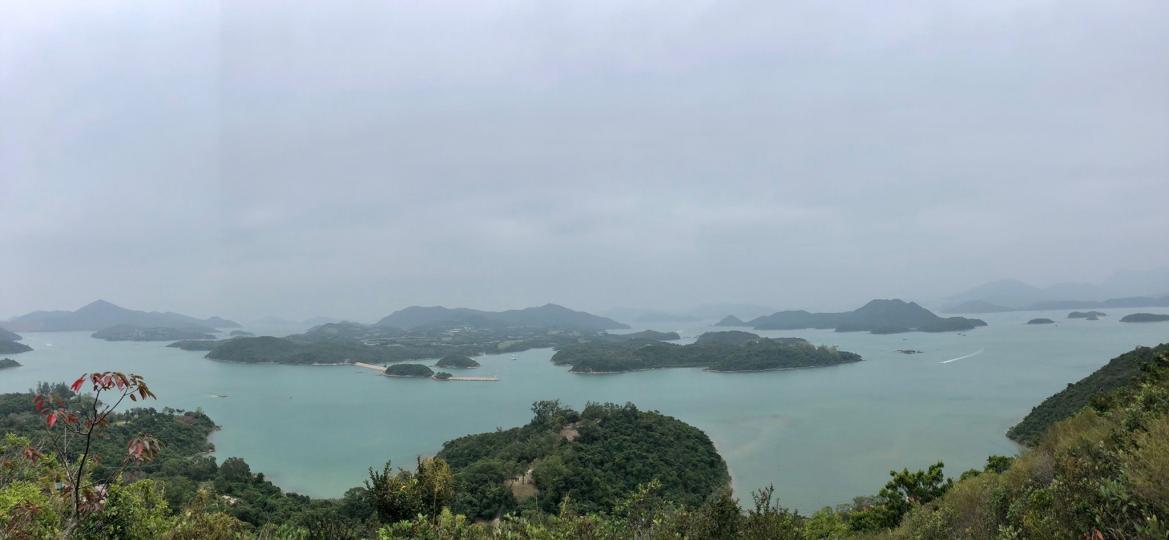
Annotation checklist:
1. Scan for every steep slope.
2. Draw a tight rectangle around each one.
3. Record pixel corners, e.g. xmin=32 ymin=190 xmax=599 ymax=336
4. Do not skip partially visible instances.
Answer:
xmin=1006 ymin=343 xmax=1169 ymax=444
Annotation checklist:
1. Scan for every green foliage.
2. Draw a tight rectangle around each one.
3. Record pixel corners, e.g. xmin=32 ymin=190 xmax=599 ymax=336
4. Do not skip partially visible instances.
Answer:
xmin=434 ymin=354 xmax=479 ymax=369
xmin=891 ymin=348 xmax=1169 ymax=539
xmin=847 ymin=462 xmax=952 ymax=532
xmin=364 ymin=458 xmax=454 ymax=524
xmin=436 ymin=401 xmax=729 ymax=518
xmin=553 ymin=334 xmax=861 ymax=373
xmin=1007 ymin=343 xmax=1169 ymax=444
xmin=383 ymin=363 xmax=434 ymax=378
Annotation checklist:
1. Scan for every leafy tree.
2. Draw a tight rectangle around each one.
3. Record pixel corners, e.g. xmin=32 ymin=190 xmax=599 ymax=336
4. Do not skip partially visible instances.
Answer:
xmin=32 ymin=372 xmax=161 ymax=534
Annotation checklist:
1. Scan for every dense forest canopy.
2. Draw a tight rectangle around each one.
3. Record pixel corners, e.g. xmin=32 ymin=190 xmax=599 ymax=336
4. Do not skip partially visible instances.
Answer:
xmin=383 ymin=363 xmax=434 ymax=377
xmin=1007 ymin=343 xmax=1169 ymax=444
xmin=436 ymin=401 xmax=729 ymax=518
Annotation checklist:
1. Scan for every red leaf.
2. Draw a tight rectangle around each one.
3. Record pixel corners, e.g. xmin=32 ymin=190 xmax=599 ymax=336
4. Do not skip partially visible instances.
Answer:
xmin=71 ymin=375 xmax=86 ymax=393
xmin=46 ymin=411 xmax=57 ymax=428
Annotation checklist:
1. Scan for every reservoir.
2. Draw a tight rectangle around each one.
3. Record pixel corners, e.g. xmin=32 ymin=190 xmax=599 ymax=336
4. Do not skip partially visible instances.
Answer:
xmin=3 ymin=308 xmax=1167 ymax=512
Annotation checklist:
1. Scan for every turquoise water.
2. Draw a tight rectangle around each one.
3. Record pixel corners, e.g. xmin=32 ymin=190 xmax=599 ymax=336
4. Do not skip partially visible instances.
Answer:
xmin=3 ymin=309 xmax=1167 ymax=512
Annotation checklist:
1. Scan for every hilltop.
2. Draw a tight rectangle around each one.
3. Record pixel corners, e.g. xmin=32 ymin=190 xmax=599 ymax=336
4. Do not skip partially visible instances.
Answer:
xmin=4 ymin=300 xmax=239 ymax=332
xmin=714 ymin=315 xmax=748 ymax=326
xmin=745 ymin=299 xmax=985 ymax=334
xmin=437 ymin=401 xmax=728 ymax=517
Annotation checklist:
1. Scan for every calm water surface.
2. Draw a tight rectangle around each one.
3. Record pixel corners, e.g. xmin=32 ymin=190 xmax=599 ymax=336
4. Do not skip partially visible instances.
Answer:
xmin=3 ymin=309 xmax=1168 ymax=512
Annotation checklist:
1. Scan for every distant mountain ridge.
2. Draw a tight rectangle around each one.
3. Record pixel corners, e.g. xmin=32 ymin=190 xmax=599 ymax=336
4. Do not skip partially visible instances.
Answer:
xmin=944 ymin=269 xmax=1169 ymax=312
xmin=744 ymin=299 xmax=985 ymax=334
xmin=4 ymin=300 xmax=240 ymax=332
xmin=375 ymin=303 xmax=628 ymax=332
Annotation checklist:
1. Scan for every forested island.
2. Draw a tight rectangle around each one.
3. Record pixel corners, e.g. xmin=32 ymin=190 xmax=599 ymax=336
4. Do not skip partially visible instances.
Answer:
xmin=0 ymin=358 xmax=20 ymax=369
xmin=384 ymin=363 xmax=434 ymax=377
xmin=1026 ymin=318 xmax=1055 ymax=325
xmin=0 ymin=327 xmax=22 ymax=341
xmin=552 ymin=331 xmax=861 ymax=373
xmin=1068 ymin=311 xmax=1106 ymax=319
xmin=434 ymin=354 xmax=480 ymax=369
xmin=1120 ymin=313 xmax=1169 ymax=323
xmin=92 ymin=324 xmax=217 ymax=342
xmin=0 ymin=340 xmax=33 ymax=354
xmin=740 ymin=299 xmax=986 ymax=334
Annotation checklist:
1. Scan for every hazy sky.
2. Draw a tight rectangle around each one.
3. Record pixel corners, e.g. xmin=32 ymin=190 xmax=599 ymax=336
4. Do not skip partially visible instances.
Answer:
xmin=2 ymin=1 xmax=1168 ymax=321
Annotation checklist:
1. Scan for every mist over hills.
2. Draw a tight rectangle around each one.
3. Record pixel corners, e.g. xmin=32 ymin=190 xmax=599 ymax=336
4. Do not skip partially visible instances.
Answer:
xmin=944 ymin=268 xmax=1169 ymax=312
xmin=375 ymin=303 xmax=628 ymax=332
xmin=3 ymin=300 xmax=241 ymax=332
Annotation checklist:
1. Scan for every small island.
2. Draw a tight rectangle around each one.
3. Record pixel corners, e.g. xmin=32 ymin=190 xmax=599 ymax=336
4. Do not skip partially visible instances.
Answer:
xmin=552 ymin=331 xmax=861 ymax=374
xmin=433 ymin=371 xmax=453 ymax=381
xmin=384 ymin=363 xmax=435 ymax=378
xmin=1068 ymin=311 xmax=1106 ymax=319
xmin=0 ymin=358 xmax=21 ymax=370
xmin=1119 ymin=313 xmax=1169 ymax=323
xmin=93 ymin=325 xmax=216 ymax=342
xmin=1026 ymin=318 xmax=1055 ymax=325
xmin=435 ymin=354 xmax=481 ymax=369
xmin=749 ymin=299 xmax=986 ymax=334
xmin=896 ymin=349 xmax=923 ymax=354
xmin=0 ymin=340 xmax=33 ymax=355
xmin=714 ymin=315 xmax=748 ymax=327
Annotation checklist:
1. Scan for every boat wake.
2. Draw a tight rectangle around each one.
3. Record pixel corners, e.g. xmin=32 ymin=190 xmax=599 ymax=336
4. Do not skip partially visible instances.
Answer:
xmin=939 ymin=349 xmax=984 ymax=364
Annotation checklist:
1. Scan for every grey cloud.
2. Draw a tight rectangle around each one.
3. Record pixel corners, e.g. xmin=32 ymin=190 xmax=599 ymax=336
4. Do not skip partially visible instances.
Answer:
xmin=2 ymin=0 xmax=1167 ymax=321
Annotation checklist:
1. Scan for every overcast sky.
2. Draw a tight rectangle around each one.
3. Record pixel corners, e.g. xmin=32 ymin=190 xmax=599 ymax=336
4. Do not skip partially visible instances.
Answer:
xmin=2 ymin=1 xmax=1167 ymax=321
